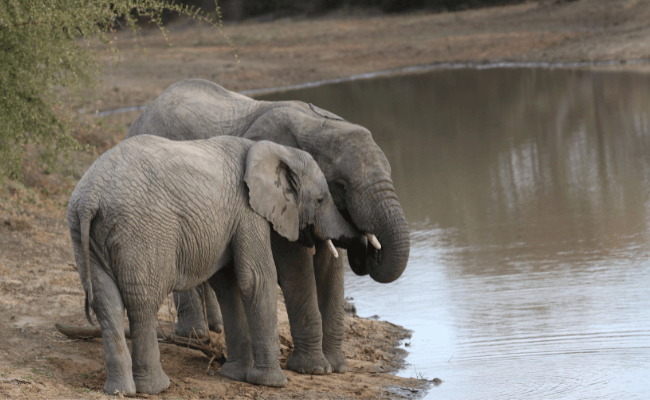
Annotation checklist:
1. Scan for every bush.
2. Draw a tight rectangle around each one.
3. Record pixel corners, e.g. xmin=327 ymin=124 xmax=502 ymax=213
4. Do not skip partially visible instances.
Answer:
xmin=0 ymin=0 xmax=228 ymax=183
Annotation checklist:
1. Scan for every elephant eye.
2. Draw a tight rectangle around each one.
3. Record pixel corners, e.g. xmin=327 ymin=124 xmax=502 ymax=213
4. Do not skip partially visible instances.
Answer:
xmin=316 ymin=197 xmax=325 ymax=206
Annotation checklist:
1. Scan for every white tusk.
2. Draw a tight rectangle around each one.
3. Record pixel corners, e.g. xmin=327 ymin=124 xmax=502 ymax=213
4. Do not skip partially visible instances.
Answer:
xmin=310 ymin=246 xmax=316 ymax=256
xmin=325 ymin=240 xmax=339 ymax=258
xmin=365 ymin=233 xmax=381 ymax=250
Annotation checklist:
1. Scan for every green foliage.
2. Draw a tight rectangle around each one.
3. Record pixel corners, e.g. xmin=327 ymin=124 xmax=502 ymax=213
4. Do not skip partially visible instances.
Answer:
xmin=0 ymin=0 xmax=232 ymax=183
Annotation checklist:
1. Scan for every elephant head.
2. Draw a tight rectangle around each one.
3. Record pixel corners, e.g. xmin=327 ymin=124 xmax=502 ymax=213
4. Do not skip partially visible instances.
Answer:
xmin=245 ymin=140 xmax=360 ymax=256
xmin=244 ymin=103 xmax=410 ymax=283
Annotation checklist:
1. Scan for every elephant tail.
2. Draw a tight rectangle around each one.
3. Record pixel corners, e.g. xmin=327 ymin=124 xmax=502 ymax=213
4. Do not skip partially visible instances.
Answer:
xmin=79 ymin=208 xmax=96 ymax=326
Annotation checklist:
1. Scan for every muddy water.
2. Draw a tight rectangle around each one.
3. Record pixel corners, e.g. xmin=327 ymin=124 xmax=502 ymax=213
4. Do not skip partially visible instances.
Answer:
xmin=256 ymin=69 xmax=650 ymax=399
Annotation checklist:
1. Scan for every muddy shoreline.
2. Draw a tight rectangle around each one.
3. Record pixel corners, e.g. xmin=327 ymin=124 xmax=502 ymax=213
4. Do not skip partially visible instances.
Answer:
xmin=96 ymin=57 xmax=650 ymax=117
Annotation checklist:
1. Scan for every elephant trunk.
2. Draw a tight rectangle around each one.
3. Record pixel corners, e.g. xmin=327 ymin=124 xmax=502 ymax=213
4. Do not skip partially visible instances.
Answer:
xmin=346 ymin=179 xmax=410 ymax=284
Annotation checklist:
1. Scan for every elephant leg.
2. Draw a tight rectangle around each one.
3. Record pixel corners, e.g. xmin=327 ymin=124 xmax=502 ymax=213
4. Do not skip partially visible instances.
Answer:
xmin=313 ymin=240 xmax=348 ymax=373
xmin=234 ymin=227 xmax=286 ymax=387
xmin=203 ymin=281 xmax=224 ymax=333
xmin=173 ymin=287 xmax=208 ymax=338
xmin=124 ymin=294 xmax=170 ymax=394
xmin=174 ymin=283 xmax=224 ymax=337
xmin=209 ymin=263 xmax=253 ymax=383
xmin=92 ymin=266 xmax=136 ymax=395
xmin=271 ymin=232 xmax=333 ymax=375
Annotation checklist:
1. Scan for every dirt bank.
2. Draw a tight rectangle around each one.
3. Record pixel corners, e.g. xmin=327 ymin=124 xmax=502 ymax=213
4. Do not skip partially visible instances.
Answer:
xmin=3 ymin=1 xmax=650 ymax=399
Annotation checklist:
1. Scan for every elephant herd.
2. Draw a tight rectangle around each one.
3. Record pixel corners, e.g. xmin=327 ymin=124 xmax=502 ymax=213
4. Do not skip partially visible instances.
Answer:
xmin=67 ymin=79 xmax=410 ymax=395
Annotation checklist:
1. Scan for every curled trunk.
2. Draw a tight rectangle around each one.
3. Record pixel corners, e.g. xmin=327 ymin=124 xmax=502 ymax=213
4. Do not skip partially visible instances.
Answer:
xmin=346 ymin=181 xmax=410 ymax=283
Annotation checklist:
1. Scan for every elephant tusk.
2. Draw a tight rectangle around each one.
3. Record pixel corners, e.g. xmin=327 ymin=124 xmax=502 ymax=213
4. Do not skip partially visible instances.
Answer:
xmin=310 ymin=246 xmax=316 ymax=256
xmin=326 ymin=240 xmax=339 ymax=258
xmin=365 ymin=233 xmax=381 ymax=250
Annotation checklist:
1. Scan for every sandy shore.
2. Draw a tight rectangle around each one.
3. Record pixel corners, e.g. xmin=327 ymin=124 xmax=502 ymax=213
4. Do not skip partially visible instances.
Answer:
xmin=2 ymin=1 xmax=650 ymax=398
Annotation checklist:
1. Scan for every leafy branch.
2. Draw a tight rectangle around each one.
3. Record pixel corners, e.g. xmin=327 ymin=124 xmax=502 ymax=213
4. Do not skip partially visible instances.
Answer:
xmin=0 ymin=0 xmax=235 ymax=183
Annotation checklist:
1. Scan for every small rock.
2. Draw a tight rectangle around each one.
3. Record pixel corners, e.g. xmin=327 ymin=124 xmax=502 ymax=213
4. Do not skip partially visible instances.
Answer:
xmin=343 ymin=299 xmax=357 ymax=316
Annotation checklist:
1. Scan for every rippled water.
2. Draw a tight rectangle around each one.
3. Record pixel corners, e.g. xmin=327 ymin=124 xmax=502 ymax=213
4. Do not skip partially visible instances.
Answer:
xmin=257 ymin=68 xmax=650 ymax=399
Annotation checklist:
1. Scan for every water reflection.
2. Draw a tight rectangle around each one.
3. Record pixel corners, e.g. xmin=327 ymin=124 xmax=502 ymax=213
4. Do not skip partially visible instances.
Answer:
xmin=257 ymin=69 xmax=650 ymax=399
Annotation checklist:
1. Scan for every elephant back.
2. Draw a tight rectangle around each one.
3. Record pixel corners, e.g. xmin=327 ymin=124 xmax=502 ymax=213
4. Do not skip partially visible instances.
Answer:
xmin=127 ymin=79 xmax=258 ymax=141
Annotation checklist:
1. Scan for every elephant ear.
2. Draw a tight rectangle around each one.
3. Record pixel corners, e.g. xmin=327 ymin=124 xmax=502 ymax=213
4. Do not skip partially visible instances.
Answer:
xmin=245 ymin=141 xmax=303 ymax=242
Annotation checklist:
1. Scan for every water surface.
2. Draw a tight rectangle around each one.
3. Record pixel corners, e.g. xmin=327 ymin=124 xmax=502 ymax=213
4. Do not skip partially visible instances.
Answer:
xmin=257 ymin=68 xmax=650 ymax=399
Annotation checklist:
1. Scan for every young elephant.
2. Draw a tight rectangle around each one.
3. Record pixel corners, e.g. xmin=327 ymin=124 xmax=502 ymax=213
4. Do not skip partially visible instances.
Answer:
xmin=67 ymin=135 xmax=358 ymax=395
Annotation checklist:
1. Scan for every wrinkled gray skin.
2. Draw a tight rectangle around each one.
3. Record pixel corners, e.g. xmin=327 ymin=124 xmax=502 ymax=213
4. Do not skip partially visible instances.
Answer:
xmin=127 ymin=79 xmax=411 ymax=374
xmin=67 ymin=135 xmax=359 ymax=395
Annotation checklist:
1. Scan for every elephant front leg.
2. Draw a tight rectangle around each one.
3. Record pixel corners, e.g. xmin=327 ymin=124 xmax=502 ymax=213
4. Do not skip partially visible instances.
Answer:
xmin=203 ymin=282 xmax=224 ymax=333
xmin=209 ymin=264 xmax=253 ymax=382
xmin=173 ymin=283 xmax=224 ymax=338
xmin=272 ymin=232 xmax=333 ymax=375
xmin=233 ymin=228 xmax=286 ymax=387
xmin=173 ymin=286 xmax=206 ymax=337
xmin=314 ymin=241 xmax=348 ymax=373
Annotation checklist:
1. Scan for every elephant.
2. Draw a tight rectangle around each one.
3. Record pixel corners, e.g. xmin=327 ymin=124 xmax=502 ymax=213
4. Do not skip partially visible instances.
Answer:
xmin=126 ymin=78 xmax=410 ymax=375
xmin=67 ymin=135 xmax=359 ymax=395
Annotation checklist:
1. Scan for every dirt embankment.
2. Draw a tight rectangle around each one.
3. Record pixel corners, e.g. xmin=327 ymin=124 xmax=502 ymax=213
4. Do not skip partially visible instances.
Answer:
xmin=2 ymin=1 xmax=650 ymax=399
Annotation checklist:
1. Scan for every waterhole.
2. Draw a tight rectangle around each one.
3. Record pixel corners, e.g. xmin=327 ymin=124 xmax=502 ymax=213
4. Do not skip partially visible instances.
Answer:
xmin=257 ymin=68 xmax=650 ymax=399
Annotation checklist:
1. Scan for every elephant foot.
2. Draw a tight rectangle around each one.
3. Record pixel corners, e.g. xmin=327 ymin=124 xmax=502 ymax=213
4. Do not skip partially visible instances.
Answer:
xmin=207 ymin=308 xmax=224 ymax=334
xmin=246 ymin=365 xmax=288 ymax=387
xmin=208 ymin=321 xmax=224 ymax=334
xmin=324 ymin=350 xmax=348 ymax=373
xmin=104 ymin=375 xmax=136 ymax=396
xmin=220 ymin=359 xmax=253 ymax=382
xmin=174 ymin=314 xmax=208 ymax=338
xmin=133 ymin=367 xmax=170 ymax=394
xmin=286 ymin=350 xmax=332 ymax=375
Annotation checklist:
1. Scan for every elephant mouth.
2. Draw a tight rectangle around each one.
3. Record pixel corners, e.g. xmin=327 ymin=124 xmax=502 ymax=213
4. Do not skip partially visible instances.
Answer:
xmin=298 ymin=225 xmax=316 ymax=249
xmin=333 ymin=208 xmax=383 ymax=277
xmin=331 ymin=209 xmax=379 ymax=250
xmin=299 ymin=224 xmax=356 ymax=259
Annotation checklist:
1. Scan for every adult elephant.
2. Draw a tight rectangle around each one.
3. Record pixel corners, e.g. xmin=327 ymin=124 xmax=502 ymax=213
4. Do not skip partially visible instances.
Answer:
xmin=127 ymin=79 xmax=410 ymax=374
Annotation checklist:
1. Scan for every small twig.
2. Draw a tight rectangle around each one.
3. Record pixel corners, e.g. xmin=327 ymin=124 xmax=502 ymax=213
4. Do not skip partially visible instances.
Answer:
xmin=0 ymin=377 xmax=31 ymax=384
xmin=412 ymin=365 xmax=427 ymax=380
xmin=206 ymin=353 xmax=217 ymax=373
xmin=447 ymin=353 xmax=454 ymax=364
xmin=54 ymin=324 xmax=222 ymax=361
xmin=348 ymin=322 xmax=363 ymax=337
